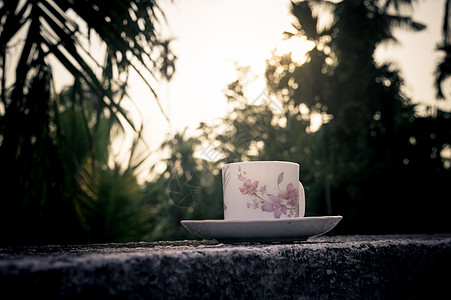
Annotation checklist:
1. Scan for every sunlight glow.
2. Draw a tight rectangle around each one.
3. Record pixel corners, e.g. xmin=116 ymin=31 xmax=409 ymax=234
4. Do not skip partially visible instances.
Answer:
xmin=275 ymin=36 xmax=316 ymax=65
xmin=309 ymin=113 xmax=323 ymax=132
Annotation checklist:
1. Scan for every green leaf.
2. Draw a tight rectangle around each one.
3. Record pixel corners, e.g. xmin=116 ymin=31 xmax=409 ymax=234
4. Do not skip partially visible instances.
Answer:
xmin=277 ymin=172 xmax=284 ymax=185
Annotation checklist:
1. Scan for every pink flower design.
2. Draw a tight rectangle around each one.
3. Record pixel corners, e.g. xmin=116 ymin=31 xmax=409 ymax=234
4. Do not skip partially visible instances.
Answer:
xmin=278 ymin=183 xmax=299 ymax=207
xmin=239 ymin=179 xmax=258 ymax=195
xmin=249 ymin=199 xmax=259 ymax=209
xmin=261 ymin=194 xmax=287 ymax=218
xmin=237 ymin=173 xmax=246 ymax=181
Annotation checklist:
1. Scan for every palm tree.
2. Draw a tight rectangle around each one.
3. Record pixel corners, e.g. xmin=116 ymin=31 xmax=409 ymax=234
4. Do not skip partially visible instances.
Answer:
xmin=265 ymin=0 xmax=426 ymax=232
xmin=0 ymin=0 xmax=175 ymax=244
xmin=436 ymin=0 xmax=451 ymax=99
xmin=0 ymin=0 xmax=174 ymax=124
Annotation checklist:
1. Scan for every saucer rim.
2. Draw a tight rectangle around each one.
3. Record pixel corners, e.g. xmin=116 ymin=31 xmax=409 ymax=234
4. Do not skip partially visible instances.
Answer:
xmin=180 ymin=216 xmax=343 ymax=242
xmin=181 ymin=215 xmax=342 ymax=224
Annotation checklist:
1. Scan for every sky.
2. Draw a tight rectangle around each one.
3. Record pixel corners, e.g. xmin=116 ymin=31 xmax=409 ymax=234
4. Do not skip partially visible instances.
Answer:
xmin=127 ymin=0 xmax=299 ymax=150
xmin=373 ymin=0 xmax=449 ymax=111
xmin=124 ymin=0 xmax=449 ymax=155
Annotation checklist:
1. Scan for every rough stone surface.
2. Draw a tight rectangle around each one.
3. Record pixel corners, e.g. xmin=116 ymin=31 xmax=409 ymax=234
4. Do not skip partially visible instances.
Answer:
xmin=1 ymin=235 xmax=450 ymax=299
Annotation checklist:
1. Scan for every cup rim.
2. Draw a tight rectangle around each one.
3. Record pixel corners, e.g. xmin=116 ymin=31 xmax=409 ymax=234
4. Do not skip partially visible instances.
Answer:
xmin=222 ymin=160 xmax=299 ymax=170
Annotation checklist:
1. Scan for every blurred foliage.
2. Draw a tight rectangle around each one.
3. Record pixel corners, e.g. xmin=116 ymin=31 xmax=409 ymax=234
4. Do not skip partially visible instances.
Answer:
xmin=154 ymin=0 xmax=451 ymax=238
xmin=57 ymin=82 xmax=153 ymax=243
xmin=0 ymin=0 xmax=174 ymax=245
xmin=436 ymin=0 xmax=451 ymax=98
xmin=269 ymin=0 xmax=451 ymax=234
xmin=1 ymin=0 xmax=451 ymax=244
xmin=77 ymin=160 xmax=153 ymax=243
xmin=144 ymin=130 xmax=223 ymax=241
xmin=259 ymin=0 xmax=451 ymax=234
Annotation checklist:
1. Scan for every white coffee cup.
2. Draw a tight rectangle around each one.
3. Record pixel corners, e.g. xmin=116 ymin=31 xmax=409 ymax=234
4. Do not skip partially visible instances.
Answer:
xmin=222 ymin=161 xmax=305 ymax=220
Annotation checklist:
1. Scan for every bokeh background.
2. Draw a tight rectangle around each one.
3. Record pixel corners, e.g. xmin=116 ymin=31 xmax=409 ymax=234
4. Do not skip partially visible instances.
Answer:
xmin=1 ymin=0 xmax=450 ymax=245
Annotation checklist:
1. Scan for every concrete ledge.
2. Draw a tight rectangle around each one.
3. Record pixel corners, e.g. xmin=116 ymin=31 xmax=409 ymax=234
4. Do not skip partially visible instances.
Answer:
xmin=1 ymin=235 xmax=450 ymax=299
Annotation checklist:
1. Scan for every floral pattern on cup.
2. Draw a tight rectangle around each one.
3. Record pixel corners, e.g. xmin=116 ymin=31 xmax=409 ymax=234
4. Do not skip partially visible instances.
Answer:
xmin=239 ymin=179 xmax=258 ymax=195
xmin=237 ymin=170 xmax=298 ymax=218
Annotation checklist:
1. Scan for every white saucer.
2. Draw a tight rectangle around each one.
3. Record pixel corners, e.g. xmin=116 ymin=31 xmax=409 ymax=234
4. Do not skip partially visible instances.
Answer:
xmin=181 ymin=216 xmax=342 ymax=242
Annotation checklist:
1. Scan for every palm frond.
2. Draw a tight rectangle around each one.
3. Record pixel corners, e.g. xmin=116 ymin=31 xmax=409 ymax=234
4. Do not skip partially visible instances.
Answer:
xmin=435 ymin=44 xmax=451 ymax=99
xmin=0 ymin=0 xmax=175 ymax=244
xmin=1 ymin=0 xmax=174 ymax=130
xmin=444 ymin=0 xmax=451 ymax=44
xmin=291 ymin=1 xmax=320 ymax=39
xmin=384 ymin=14 xmax=426 ymax=32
